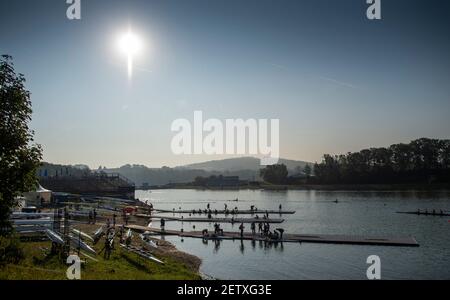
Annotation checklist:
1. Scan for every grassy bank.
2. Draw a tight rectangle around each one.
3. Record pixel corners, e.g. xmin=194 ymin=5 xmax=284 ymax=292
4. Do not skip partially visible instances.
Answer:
xmin=0 ymin=231 xmax=201 ymax=280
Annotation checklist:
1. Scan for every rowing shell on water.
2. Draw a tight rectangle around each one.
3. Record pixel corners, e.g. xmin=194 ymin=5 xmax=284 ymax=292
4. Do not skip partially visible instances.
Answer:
xmin=396 ymin=211 xmax=450 ymax=217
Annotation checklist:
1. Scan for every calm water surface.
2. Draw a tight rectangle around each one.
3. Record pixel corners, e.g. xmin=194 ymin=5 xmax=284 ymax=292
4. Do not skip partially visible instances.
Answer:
xmin=135 ymin=189 xmax=450 ymax=280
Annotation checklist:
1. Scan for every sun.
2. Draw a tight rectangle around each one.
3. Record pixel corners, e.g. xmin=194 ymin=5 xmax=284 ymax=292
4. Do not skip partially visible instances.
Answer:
xmin=119 ymin=31 xmax=142 ymax=56
xmin=118 ymin=30 xmax=143 ymax=79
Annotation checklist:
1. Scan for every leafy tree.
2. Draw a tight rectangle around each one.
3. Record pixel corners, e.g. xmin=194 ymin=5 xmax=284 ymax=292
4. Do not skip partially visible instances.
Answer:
xmin=260 ymin=164 xmax=288 ymax=184
xmin=0 ymin=55 xmax=42 ymax=236
xmin=312 ymin=138 xmax=450 ymax=185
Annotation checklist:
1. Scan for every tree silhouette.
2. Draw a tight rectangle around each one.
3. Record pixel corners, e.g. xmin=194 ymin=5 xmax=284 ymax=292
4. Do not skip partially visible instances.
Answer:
xmin=0 ymin=55 xmax=42 ymax=236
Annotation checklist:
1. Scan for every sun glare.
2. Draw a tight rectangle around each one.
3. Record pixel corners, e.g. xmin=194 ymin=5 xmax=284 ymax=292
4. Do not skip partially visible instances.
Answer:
xmin=118 ymin=30 xmax=143 ymax=79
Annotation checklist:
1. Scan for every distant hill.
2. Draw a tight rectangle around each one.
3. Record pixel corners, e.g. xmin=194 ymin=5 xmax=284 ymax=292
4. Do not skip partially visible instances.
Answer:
xmin=40 ymin=157 xmax=313 ymax=186
xmin=180 ymin=157 xmax=311 ymax=173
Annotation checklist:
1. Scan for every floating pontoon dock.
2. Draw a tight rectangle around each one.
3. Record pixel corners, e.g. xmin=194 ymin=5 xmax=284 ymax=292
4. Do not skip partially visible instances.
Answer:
xmin=154 ymin=209 xmax=296 ymax=215
xmin=135 ymin=214 xmax=285 ymax=224
xmin=125 ymin=225 xmax=419 ymax=247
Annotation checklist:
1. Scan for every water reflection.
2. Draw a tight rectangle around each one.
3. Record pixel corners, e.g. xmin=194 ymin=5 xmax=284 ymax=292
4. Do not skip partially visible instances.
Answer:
xmin=214 ymin=240 xmax=221 ymax=253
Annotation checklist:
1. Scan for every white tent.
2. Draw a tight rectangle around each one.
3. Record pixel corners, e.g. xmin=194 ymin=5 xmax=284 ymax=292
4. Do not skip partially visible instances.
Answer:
xmin=23 ymin=184 xmax=52 ymax=207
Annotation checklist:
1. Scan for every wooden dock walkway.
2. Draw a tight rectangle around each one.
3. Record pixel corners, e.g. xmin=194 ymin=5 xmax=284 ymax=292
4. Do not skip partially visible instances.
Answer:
xmin=154 ymin=208 xmax=296 ymax=215
xmin=135 ymin=214 xmax=285 ymax=224
xmin=125 ymin=225 xmax=419 ymax=247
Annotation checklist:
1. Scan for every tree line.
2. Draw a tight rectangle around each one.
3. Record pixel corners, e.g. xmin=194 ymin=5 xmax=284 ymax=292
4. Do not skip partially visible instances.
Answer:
xmin=312 ymin=138 xmax=450 ymax=184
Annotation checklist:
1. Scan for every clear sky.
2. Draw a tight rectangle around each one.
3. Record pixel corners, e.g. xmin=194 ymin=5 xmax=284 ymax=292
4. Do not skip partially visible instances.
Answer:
xmin=1 ymin=0 xmax=449 ymax=168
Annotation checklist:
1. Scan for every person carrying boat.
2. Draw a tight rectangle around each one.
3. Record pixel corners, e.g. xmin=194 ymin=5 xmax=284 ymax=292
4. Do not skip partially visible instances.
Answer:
xmin=272 ymin=230 xmax=279 ymax=240
xmin=251 ymin=222 xmax=256 ymax=235
xmin=239 ymin=223 xmax=245 ymax=238
xmin=276 ymin=228 xmax=284 ymax=240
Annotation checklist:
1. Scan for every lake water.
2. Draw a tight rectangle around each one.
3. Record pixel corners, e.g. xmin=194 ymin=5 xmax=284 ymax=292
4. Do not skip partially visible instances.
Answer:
xmin=135 ymin=189 xmax=450 ymax=280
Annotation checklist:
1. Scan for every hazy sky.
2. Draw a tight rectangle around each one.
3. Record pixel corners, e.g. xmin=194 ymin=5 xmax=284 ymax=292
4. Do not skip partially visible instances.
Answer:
xmin=1 ymin=0 xmax=449 ymax=168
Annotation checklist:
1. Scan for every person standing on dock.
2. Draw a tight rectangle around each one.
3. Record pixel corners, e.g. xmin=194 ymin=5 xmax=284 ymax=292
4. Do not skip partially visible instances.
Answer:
xmin=207 ymin=203 xmax=210 ymax=210
xmin=93 ymin=209 xmax=97 ymax=224
xmin=239 ymin=223 xmax=245 ymax=238
xmin=258 ymin=222 xmax=263 ymax=234
xmin=113 ymin=213 xmax=116 ymax=227
xmin=88 ymin=210 xmax=93 ymax=224
xmin=160 ymin=218 xmax=166 ymax=231
xmin=279 ymin=204 xmax=282 ymax=211
xmin=251 ymin=222 xmax=256 ymax=235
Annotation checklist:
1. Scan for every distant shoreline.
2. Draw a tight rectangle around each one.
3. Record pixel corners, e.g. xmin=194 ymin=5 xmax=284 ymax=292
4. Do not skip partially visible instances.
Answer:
xmin=141 ymin=183 xmax=450 ymax=192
